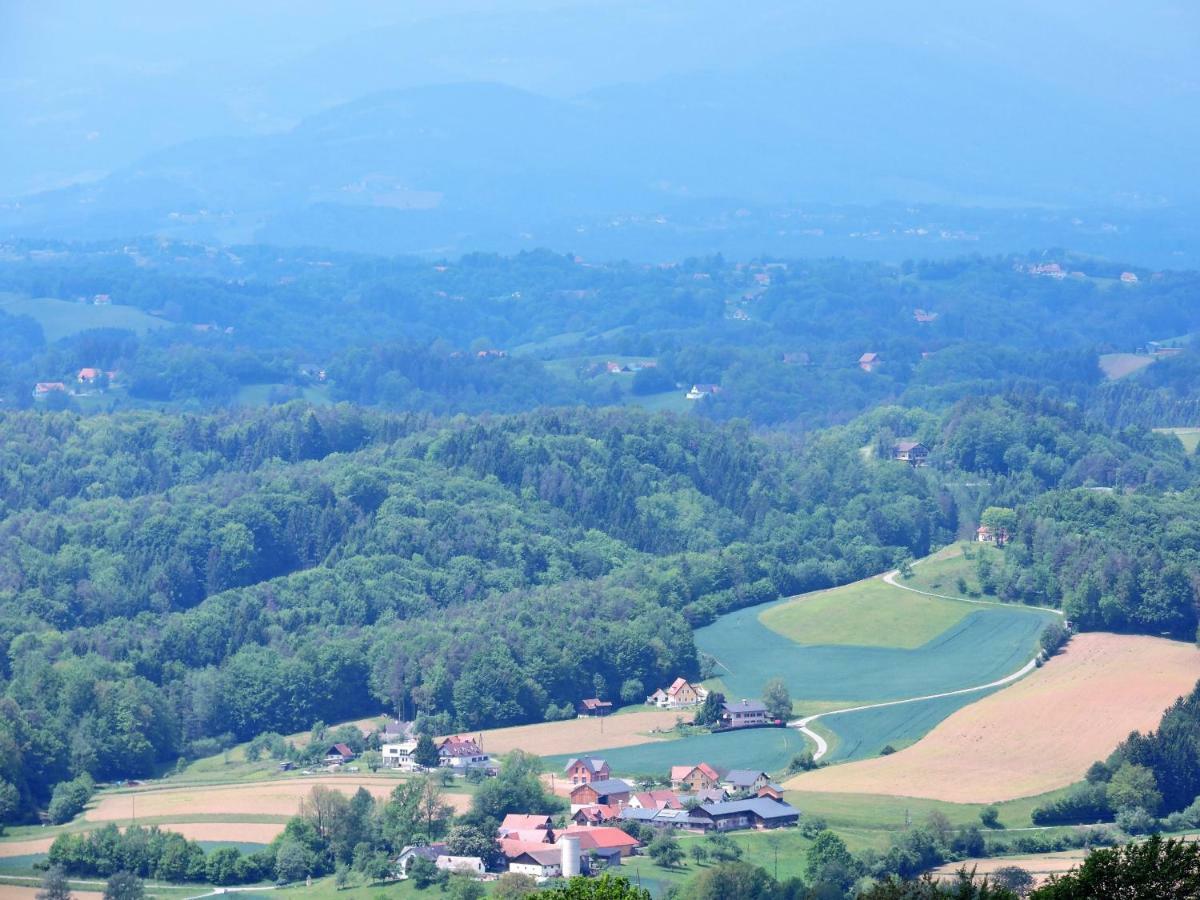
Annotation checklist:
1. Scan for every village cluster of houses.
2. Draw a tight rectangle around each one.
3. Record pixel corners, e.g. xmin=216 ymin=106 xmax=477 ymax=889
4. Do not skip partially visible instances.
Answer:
xmin=33 ymin=367 xmax=119 ymax=400
xmin=394 ymin=755 xmax=800 ymax=883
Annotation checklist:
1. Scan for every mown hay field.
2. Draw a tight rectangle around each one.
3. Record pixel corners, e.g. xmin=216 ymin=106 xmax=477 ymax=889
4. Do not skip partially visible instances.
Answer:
xmin=453 ymin=709 xmax=681 ymax=757
xmin=786 ymin=633 xmax=1200 ymax=802
xmin=0 ymin=293 xmax=169 ymax=342
xmin=760 ymin=578 xmax=972 ymax=649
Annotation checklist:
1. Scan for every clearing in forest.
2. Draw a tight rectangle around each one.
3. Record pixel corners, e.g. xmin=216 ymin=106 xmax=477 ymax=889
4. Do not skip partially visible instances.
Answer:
xmin=1098 ymin=352 xmax=1156 ymax=380
xmin=0 ymin=293 xmax=169 ymax=342
xmin=784 ymin=632 xmax=1200 ymax=802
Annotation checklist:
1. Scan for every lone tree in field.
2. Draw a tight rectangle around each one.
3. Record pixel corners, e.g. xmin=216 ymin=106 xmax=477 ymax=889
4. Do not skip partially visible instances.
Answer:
xmin=762 ymin=677 xmax=792 ymax=722
xmin=36 ymin=866 xmax=72 ymax=900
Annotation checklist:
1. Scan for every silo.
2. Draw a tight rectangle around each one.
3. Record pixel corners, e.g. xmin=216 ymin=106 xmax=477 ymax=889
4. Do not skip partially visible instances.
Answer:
xmin=560 ymin=833 xmax=581 ymax=878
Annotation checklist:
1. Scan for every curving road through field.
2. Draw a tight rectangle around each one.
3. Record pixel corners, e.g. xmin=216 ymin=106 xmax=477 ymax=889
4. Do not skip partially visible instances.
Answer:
xmin=790 ymin=567 xmax=1062 ymax=761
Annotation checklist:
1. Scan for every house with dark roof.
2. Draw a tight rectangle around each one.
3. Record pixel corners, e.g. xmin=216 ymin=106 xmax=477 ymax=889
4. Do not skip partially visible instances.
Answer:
xmin=723 ymin=770 xmax=771 ymax=793
xmin=508 ymin=847 xmax=564 ymax=879
xmin=892 ymin=441 xmax=929 ymax=467
xmin=694 ymin=797 xmax=800 ymax=831
xmin=395 ymin=842 xmax=448 ymax=875
xmin=571 ymin=804 xmax=622 ymax=826
xmin=569 ymin=778 xmax=632 ymax=807
xmin=438 ymin=736 xmax=489 ymax=769
xmin=721 ymin=699 xmax=769 ymax=729
xmin=564 ymin=757 xmax=610 ymax=785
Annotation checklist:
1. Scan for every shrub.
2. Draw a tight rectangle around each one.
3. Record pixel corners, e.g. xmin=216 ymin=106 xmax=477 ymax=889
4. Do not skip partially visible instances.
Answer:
xmin=1115 ymin=806 xmax=1158 ymax=835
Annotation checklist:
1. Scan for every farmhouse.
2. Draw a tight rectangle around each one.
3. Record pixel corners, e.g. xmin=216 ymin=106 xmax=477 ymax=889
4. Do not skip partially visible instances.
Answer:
xmin=572 ymin=804 xmax=622 ymax=825
xmin=976 ymin=525 xmax=1009 ymax=546
xmin=438 ymin=736 xmax=490 ymax=769
xmin=33 ymin=382 xmax=67 ymax=398
xmin=395 ymin=843 xmax=448 ymax=875
xmin=721 ymin=699 xmax=769 ymax=728
xmin=577 ymin=698 xmax=612 ymax=717
xmin=858 ymin=352 xmax=880 ymax=372
xmin=1120 ymin=271 xmax=1139 ymax=284
xmin=723 ymin=770 xmax=771 ymax=793
xmin=686 ymin=384 xmax=721 ymax=400
xmin=891 ymin=440 xmax=929 ymax=466
xmin=670 ymin=763 xmax=721 ymax=792
xmin=324 ymin=743 xmax=355 ymax=765
xmin=381 ymin=741 xmax=419 ymax=771
xmin=693 ymin=797 xmax=801 ymax=831
xmin=646 ymin=678 xmax=708 ymax=709
xmin=628 ymin=789 xmax=681 ymax=810
xmin=570 ymin=778 xmax=632 ymax=807
xmin=77 ymin=367 xmax=102 ymax=385
xmin=564 ymin=757 xmax=611 ymax=785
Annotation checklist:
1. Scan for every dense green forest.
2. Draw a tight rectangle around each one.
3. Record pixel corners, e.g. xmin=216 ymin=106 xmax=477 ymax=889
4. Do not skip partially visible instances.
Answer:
xmin=2 ymin=242 xmax=1199 ymax=430
xmin=0 ymin=391 xmax=1193 ymax=824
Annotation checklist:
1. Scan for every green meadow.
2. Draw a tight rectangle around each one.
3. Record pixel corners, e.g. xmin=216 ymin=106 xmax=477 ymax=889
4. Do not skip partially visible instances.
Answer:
xmin=0 ymin=292 xmax=170 ymax=341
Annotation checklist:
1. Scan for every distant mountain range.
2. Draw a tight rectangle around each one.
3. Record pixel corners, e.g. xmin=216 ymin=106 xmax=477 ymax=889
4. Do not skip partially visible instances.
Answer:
xmin=3 ymin=4 xmax=1197 ymax=263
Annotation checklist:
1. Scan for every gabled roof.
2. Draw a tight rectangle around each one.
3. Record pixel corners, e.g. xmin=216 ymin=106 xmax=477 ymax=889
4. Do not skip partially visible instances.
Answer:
xmin=579 ymin=698 xmax=612 ymax=710
xmin=326 ymin=743 xmax=354 ymax=757
xmin=724 ymin=769 xmax=769 ymax=788
xmin=722 ymin=699 xmax=768 ymax=714
xmin=439 ymin=735 xmax=483 ymax=755
xmin=894 ymin=440 xmax=926 ymax=452
xmin=513 ymin=847 xmax=564 ymax=867
xmin=572 ymin=778 xmax=631 ymax=796
xmin=500 ymin=814 xmax=553 ymax=833
xmin=671 ymin=762 xmax=720 ymax=782
xmin=564 ymin=757 xmax=608 ymax=775
xmin=573 ymin=804 xmax=622 ymax=823
xmin=618 ymin=807 xmax=660 ymax=822
xmin=859 ymin=352 xmax=879 ymax=363
xmin=667 ymin=677 xmax=691 ymax=694
xmin=631 ymin=790 xmax=680 ymax=809
xmin=699 ymin=798 xmax=800 ymax=820
xmin=561 ymin=826 xmax=640 ymax=851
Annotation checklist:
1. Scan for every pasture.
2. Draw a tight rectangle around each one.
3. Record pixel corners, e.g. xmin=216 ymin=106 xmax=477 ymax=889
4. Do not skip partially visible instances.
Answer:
xmin=896 ymin=542 xmax=1003 ymax=598
xmin=1098 ymin=352 xmax=1155 ymax=380
xmin=0 ymin=292 xmax=169 ymax=341
xmin=785 ymin=633 xmax=1200 ymax=802
xmin=760 ymin=578 xmax=972 ymax=648
xmin=545 ymin=725 xmax=811 ymax=777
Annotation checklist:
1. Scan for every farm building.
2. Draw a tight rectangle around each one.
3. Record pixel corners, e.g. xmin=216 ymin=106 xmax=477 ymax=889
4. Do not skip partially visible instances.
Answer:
xmin=858 ymin=352 xmax=880 ymax=372
xmin=561 ymin=826 xmax=640 ymax=858
xmin=686 ymin=383 xmax=721 ymax=400
xmin=33 ymin=382 xmax=66 ymax=399
xmin=570 ymin=778 xmax=633 ymax=807
xmin=646 ymin=678 xmax=708 ymax=709
xmin=435 ymin=855 xmax=486 ymax=875
xmin=508 ymin=847 xmax=564 ymax=879
xmin=693 ymin=797 xmax=801 ymax=831
xmin=500 ymin=814 xmax=554 ymax=836
xmin=721 ymin=699 xmax=769 ymax=728
xmin=577 ymin=698 xmax=612 ymax=717
xmin=670 ymin=763 xmax=721 ymax=792
xmin=891 ymin=441 xmax=929 ymax=466
xmin=628 ymin=789 xmax=681 ymax=810
xmin=564 ymin=757 xmax=611 ymax=785
xmin=976 ymin=525 xmax=1009 ymax=546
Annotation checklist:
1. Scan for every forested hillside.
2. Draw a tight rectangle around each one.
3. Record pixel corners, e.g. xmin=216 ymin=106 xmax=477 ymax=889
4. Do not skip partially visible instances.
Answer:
xmin=3 ymin=243 xmax=1199 ymax=431
xmin=0 ymin=394 xmax=1192 ymax=823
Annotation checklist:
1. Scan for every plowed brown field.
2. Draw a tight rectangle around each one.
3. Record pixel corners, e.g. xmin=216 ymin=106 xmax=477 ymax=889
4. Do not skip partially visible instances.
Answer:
xmin=786 ymin=633 xmax=1200 ymax=802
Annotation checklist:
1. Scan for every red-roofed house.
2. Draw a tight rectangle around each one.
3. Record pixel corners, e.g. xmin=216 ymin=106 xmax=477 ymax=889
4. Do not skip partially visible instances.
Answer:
xmin=571 ymin=804 xmax=622 ymax=826
xmin=33 ymin=382 xmax=66 ymax=398
xmin=647 ymin=678 xmax=708 ymax=709
xmin=671 ymin=764 xmax=720 ymax=792
xmin=629 ymin=790 xmax=682 ymax=810
xmin=77 ymin=367 xmax=102 ymax=384
xmin=500 ymin=814 xmax=554 ymax=835
xmin=859 ymin=352 xmax=880 ymax=372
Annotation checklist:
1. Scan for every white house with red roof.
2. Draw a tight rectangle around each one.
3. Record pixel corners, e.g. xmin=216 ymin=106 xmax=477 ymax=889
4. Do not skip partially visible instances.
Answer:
xmin=647 ymin=678 xmax=708 ymax=709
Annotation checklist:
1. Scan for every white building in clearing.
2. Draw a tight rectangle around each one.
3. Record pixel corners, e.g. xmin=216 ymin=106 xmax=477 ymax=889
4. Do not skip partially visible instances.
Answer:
xmin=381 ymin=741 xmax=420 ymax=771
